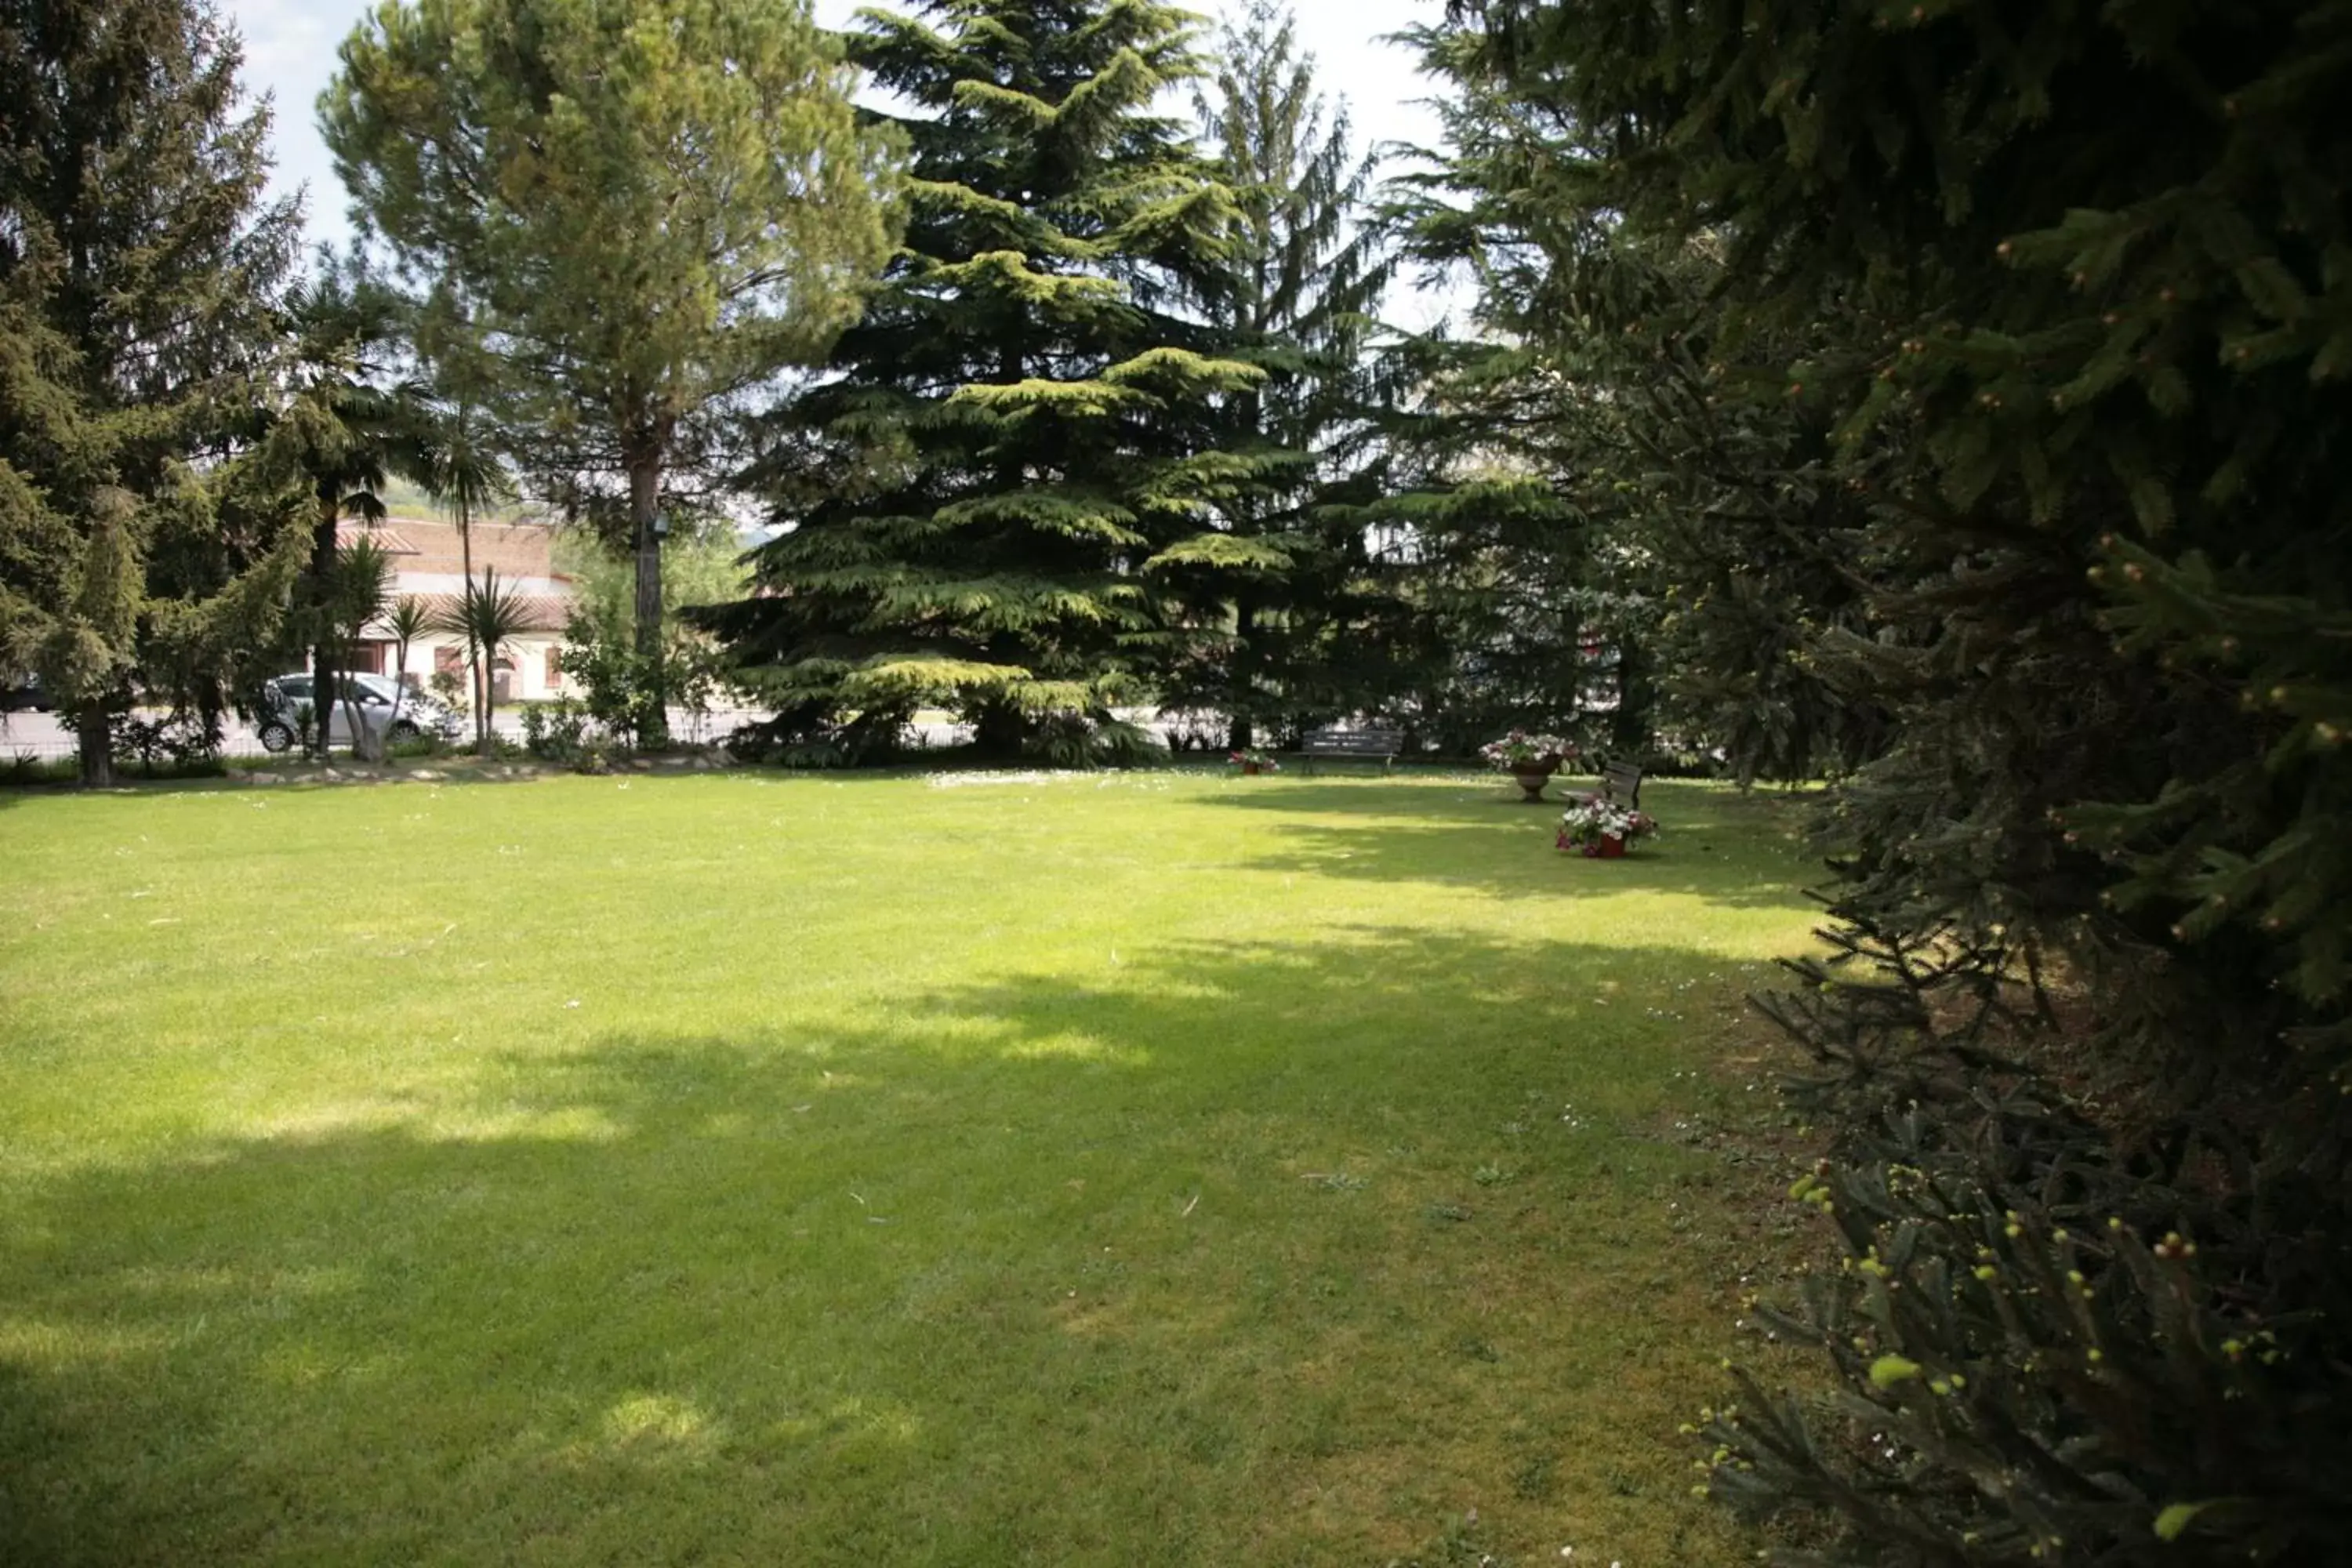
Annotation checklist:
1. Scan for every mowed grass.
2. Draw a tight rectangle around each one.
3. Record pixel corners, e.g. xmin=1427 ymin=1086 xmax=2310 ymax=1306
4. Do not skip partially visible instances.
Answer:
xmin=0 ymin=768 xmax=1817 ymax=1566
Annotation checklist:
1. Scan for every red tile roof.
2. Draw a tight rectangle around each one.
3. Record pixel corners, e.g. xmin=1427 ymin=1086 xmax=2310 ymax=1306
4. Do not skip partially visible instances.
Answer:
xmin=339 ymin=516 xmax=570 ymax=582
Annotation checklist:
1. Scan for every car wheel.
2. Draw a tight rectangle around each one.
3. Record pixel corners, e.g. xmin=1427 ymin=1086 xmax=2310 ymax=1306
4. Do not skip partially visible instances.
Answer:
xmin=258 ymin=720 xmax=294 ymax=753
xmin=389 ymin=720 xmax=421 ymax=743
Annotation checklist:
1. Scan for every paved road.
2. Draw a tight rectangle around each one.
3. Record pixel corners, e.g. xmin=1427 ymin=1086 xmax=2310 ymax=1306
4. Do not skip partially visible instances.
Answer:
xmin=1 ymin=706 xmax=983 ymax=760
xmin=0 ymin=706 xmax=779 ymax=760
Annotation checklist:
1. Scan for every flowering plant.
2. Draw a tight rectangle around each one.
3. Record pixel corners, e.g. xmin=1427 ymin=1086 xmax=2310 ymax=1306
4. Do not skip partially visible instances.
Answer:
xmin=1479 ymin=730 xmax=1573 ymax=771
xmin=1229 ymin=747 xmax=1278 ymax=771
xmin=1556 ymin=797 xmax=1657 ymax=850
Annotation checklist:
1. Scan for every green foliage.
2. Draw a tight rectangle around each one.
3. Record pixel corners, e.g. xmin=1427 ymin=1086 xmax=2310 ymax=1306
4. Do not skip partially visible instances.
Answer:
xmin=1421 ymin=0 xmax=2352 ymax=1560
xmin=1719 ymin=1127 xmax=2349 ymax=1564
xmin=1018 ymin=709 xmax=1168 ymax=771
xmin=555 ymin=520 xmax=742 ymax=747
xmin=554 ymin=522 xmax=746 ymax=634
xmin=430 ymin=565 xmax=535 ymax=753
xmin=556 ymin=607 xmax=735 ymax=751
xmin=0 ymin=0 xmax=306 ymax=784
xmin=416 ymin=371 xmax=519 ymax=749
xmin=717 ymin=0 xmax=1270 ymax=756
xmin=517 ymin=695 xmax=612 ymax=771
xmin=270 ymin=256 xmax=435 ymax=761
xmin=1716 ymin=912 xmax=2352 ymax=1565
xmin=1146 ymin=0 xmax=1399 ymax=749
xmin=107 ymin=710 xmax=223 ymax=776
xmin=1332 ymin=469 xmax=1606 ymax=757
xmin=324 ymin=0 xmax=905 ymax=678
xmin=1381 ymin=32 xmax=1883 ymax=777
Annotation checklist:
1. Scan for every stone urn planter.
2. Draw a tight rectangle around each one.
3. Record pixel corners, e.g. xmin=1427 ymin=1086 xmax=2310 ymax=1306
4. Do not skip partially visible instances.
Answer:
xmin=1479 ymin=732 xmax=1575 ymax=802
xmin=1510 ymin=756 xmax=1563 ymax=802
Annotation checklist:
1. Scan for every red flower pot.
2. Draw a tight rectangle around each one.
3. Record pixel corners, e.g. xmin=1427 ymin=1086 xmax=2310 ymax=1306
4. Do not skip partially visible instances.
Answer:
xmin=1241 ymin=761 xmax=1262 ymax=775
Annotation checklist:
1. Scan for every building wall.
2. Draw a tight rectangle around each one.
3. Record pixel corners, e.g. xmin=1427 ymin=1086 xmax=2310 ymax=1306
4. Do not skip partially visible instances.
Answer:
xmin=397 ymin=633 xmax=569 ymax=704
xmin=343 ymin=517 xmax=577 ymax=706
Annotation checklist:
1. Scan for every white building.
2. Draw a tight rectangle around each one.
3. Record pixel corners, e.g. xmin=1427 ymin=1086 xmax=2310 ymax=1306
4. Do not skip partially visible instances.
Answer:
xmin=341 ymin=517 xmax=577 ymax=703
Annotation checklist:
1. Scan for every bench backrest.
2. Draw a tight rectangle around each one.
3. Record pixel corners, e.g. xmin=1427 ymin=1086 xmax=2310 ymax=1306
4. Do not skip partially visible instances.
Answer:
xmin=1301 ymin=728 xmax=1403 ymax=755
xmin=1601 ymin=760 xmax=1642 ymax=804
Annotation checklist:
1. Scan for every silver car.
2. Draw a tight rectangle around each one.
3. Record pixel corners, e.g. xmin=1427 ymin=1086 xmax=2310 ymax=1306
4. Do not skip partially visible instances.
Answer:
xmin=258 ymin=672 xmax=466 ymax=753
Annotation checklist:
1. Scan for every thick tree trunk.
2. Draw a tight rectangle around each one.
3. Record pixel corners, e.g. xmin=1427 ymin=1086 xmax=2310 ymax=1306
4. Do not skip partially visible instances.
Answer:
xmin=630 ymin=455 xmax=667 ymax=748
xmin=1610 ymin=634 xmax=1650 ymax=757
xmin=973 ymin=698 xmax=1025 ymax=759
xmin=75 ymin=706 xmax=114 ymax=788
xmin=1226 ymin=600 xmax=1257 ymax=752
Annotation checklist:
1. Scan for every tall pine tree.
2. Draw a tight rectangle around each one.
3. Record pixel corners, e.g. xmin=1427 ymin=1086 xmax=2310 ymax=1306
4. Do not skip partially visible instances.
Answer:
xmin=720 ymin=0 xmax=1266 ymax=761
xmin=1425 ymin=2 xmax=2352 ymax=1559
xmin=1149 ymin=0 xmax=1395 ymax=750
xmin=0 ymin=0 xmax=304 ymax=785
xmin=1382 ymin=23 xmax=1884 ymax=775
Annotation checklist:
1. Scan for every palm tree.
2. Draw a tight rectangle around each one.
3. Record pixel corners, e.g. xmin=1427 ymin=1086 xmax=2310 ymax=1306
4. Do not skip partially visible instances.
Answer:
xmin=276 ymin=257 xmax=430 ymax=757
xmin=328 ymin=535 xmax=397 ymax=759
xmin=421 ymin=388 xmax=513 ymax=750
xmin=430 ymin=568 xmax=536 ymax=756
xmin=376 ymin=595 xmax=434 ymax=757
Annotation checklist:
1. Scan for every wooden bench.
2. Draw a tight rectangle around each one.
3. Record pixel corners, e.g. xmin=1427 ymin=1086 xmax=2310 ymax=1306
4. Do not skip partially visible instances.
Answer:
xmin=1567 ymin=760 xmax=1644 ymax=806
xmin=1284 ymin=726 xmax=1403 ymax=775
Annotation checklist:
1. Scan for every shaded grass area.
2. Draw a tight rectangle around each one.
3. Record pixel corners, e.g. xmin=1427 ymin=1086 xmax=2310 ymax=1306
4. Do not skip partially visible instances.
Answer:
xmin=0 ymin=771 xmax=1820 ymax=1565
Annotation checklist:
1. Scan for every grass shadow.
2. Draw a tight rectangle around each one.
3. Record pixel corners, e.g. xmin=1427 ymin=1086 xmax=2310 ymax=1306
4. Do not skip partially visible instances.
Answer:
xmin=1203 ymin=778 xmax=1822 ymax=909
xmin=2 ymin=927 xmax=1798 ymax=1568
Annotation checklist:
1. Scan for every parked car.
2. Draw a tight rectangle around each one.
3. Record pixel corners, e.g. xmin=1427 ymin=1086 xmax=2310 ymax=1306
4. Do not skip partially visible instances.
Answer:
xmin=257 ymin=672 xmax=466 ymax=752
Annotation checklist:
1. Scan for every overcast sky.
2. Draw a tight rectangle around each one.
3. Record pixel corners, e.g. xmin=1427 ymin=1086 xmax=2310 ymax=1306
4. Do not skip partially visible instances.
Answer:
xmin=226 ymin=0 xmax=1465 ymax=327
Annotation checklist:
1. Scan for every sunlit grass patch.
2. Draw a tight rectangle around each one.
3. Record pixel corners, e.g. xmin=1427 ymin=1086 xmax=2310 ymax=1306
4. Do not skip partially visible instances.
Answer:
xmin=0 ymin=769 xmax=1820 ymax=1565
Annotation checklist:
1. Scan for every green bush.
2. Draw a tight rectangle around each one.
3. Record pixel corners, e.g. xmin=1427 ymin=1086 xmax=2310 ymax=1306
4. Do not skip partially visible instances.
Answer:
xmin=725 ymin=699 xmax=912 ymax=769
xmin=2 ymin=751 xmax=78 ymax=786
xmin=1024 ymin=710 xmax=1169 ymax=771
xmin=1710 ymin=1104 xmax=2352 ymax=1563
xmin=108 ymin=713 xmax=224 ymax=778
xmin=557 ymin=612 xmax=739 ymax=750
xmin=517 ymin=696 xmax=615 ymax=772
xmin=1698 ymin=913 xmax=2352 ymax=1565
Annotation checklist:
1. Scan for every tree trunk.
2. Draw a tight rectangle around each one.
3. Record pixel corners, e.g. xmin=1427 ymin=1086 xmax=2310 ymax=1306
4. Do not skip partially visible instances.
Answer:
xmin=1610 ymin=633 xmax=1650 ymax=758
xmin=75 ymin=706 xmax=114 ymax=788
xmin=1226 ymin=599 xmax=1257 ymax=752
xmin=343 ymin=685 xmax=376 ymax=764
xmin=310 ymin=492 xmax=340 ymax=760
xmin=973 ymin=698 xmax=1025 ymax=758
xmin=457 ymin=496 xmax=484 ymax=750
xmin=630 ymin=454 xmax=667 ymax=748
xmin=383 ymin=641 xmax=410 ymax=764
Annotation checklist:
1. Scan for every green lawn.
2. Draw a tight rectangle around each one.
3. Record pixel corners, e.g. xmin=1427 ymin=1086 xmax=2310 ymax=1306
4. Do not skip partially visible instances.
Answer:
xmin=0 ymin=768 xmax=1817 ymax=1566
